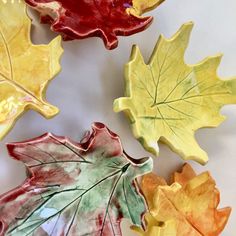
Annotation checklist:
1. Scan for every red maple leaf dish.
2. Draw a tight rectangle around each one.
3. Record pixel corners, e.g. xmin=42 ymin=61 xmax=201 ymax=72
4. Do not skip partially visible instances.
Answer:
xmin=0 ymin=123 xmax=152 ymax=236
xmin=25 ymin=0 xmax=164 ymax=49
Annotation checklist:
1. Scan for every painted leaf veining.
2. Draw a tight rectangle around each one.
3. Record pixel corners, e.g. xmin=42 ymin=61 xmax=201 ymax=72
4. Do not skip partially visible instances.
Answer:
xmin=0 ymin=123 xmax=152 ymax=236
xmin=0 ymin=0 xmax=63 ymax=140
xmin=114 ymin=23 xmax=236 ymax=164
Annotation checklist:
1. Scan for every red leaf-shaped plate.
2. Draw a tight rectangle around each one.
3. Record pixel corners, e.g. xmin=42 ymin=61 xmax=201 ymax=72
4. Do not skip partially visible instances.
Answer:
xmin=25 ymin=0 xmax=164 ymax=49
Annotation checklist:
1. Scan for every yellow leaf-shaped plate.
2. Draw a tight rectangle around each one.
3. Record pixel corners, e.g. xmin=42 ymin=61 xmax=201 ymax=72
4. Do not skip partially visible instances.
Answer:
xmin=0 ymin=0 xmax=63 ymax=139
xmin=132 ymin=164 xmax=231 ymax=236
xmin=114 ymin=22 xmax=236 ymax=164
xmin=128 ymin=0 xmax=165 ymax=16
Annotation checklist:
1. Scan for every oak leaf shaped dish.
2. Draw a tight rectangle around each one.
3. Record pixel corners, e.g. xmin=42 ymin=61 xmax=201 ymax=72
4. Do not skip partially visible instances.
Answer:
xmin=0 ymin=0 xmax=63 ymax=140
xmin=0 ymin=123 xmax=153 ymax=236
xmin=132 ymin=164 xmax=231 ymax=236
xmin=114 ymin=22 xmax=236 ymax=164
xmin=25 ymin=0 xmax=164 ymax=50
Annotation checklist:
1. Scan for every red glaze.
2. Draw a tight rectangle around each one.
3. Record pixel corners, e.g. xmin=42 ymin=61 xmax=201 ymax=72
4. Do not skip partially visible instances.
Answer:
xmin=0 ymin=123 xmax=152 ymax=236
xmin=25 ymin=0 xmax=154 ymax=49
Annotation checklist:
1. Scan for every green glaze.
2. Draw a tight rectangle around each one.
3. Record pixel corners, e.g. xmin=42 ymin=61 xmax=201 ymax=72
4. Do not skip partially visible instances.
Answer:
xmin=0 ymin=123 xmax=153 ymax=236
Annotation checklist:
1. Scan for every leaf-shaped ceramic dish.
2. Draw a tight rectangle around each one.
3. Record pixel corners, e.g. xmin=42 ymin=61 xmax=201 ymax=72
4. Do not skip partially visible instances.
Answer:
xmin=114 ymin=22 xmax=236 ymax=164
xmin=0 ymin=0 xmax=63 ymax=140
xmin=25 ymin=0 xmax=164 ymax=49
xmin=0 ymin=123 xmax=153 ymax=236
xmin=132 ymin=164 xmax=231 ymax=236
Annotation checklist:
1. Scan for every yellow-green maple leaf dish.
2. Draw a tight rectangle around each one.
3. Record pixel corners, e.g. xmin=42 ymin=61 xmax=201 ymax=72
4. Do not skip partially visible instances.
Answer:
xmin=0 ymin=0 xmax=63 ymax=140
xmin=114 ymin=22 xmax=236 ymax=164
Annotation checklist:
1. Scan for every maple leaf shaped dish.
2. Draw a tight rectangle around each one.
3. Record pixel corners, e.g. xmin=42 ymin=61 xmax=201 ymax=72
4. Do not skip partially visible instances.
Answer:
xmin=114 ymin=22 xmax=236 ymax=164
xmin=0 ymin=0 xmax=63 ymax=140
xmin=25 ymin=0 xmax=164 ymax=50
xmin=0 ymin=122 xmax=153 ymax=236
xmin=132 ymin=164 xmax=231 ymax=236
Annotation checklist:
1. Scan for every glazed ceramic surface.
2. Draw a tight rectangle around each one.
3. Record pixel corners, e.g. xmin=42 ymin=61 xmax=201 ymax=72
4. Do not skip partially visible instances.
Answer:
xmin=114 ymin=22 xmax=236 ymax=165
xmin=25 ymin=0 xmax=164 ymax=49
xmin=133 ymin=164 xmax=231 ymax=235
xmin=0 ymin=123 xmax=152 ymax=236
xmin=0 ymin=0 xmax=236 ymax=235
xmin=0 ymin=1 xmax=63 ymax=140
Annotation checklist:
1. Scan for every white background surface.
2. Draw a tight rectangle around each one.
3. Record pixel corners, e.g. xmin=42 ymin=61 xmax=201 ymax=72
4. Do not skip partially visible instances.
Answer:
xmin=0 ymin=0 xmax=236 ymax=235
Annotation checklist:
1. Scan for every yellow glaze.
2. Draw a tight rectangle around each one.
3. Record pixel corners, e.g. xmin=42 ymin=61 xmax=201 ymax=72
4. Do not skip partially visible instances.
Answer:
xmin=128 ymin=0 xmax=165 ymax=16
xmin=114 ymin=22 xmax=236 ymax=164
xmin=0 ymin=0 xmax=63 ymax=139
xmin=132 ymin=164 xmax=231 ymax=236
xmin=132 ymin=213 xmax=176 ymax=236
